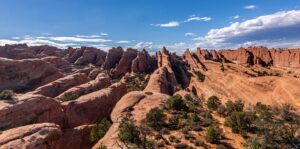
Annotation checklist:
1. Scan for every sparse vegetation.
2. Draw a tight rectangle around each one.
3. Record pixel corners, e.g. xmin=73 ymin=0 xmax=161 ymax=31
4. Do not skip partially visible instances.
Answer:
xmin=90 ymin=118 xmax=112 ymax=143
xmin=146 ymin=107 xmax=166 ymax=130
xmin=225 ymin=100 xmax=244 ymax=115
xmin=205 ymin=124 xmax=222 ymax=144
xmin=207 ymin=96 xmax=221 ymax=110
xmin=224 ymin=111 xmax=256 ymax=134
xmin=125 ymin=73 xmax=149 ymax=92
xmin=167 ymin=95 xmax=188 ymax=111
xmin=118 ymin=117 xmax=141 ymax=144
xmin=0 ymin=90 xmax=14 ymax=100
xmin=193 ymin=70 xmax=205 ymax=82
xmin=57 ymin=92 xmax=79 ymax=101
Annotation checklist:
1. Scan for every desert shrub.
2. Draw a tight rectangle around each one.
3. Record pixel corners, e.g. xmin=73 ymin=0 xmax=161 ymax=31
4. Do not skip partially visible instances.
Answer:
xmin=189 ymin=113 xmax=200 ymax=123
xmin=118 ymin=117 xmax=141 ymax=144
xmin=193 ymin=70 xmax=205 ymax=82
xmin=225 ymin=111 xmax=256 ymax=134
xmin=174 ymin=143 xmax=189 ymax=149
xmin=217 ymin=105 xmax=227 ymax=117
xmin=167 ymin=95 xmax=188 ymax=111
xmin=254 ymin=102 xmax=273 ymax=121
xmin=274 ymin=104 xmax=296 ymax=122
xmin=0 ymin=90 xmax=14 ymax=100
xmin=146 ymin=107 xmax=166 ymax=130
xmin=125 ymin=73 xmax=149 ymax=92
xmin=168 ymin=115 xmax=180 ymax=130
xmin=207 ymin=96 xmax=221 ymax=110
xmin=225 ymin=100 xmax=244 ymax=115
xmin=205 ymin=124 xmax=221 ymax=144
xmin=90 ymin=118 xmax=112 ymax=143
xmin=194 ymin=140 xmax=204 ymax=146
xmin=243 ymin=137 xmax=265 ymax=149
xmin=58 ymin=93 xmax=79 ymax=101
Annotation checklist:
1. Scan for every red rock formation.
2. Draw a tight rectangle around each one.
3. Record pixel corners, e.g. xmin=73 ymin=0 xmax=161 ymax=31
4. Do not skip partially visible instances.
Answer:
xmin=0 ymin=57 xmax=64 ymax=91
xmin=102 ymin=47 xmax=124 ymax=69
xmin=56 ymin=73 xmax=111 ymax=100
xmin=113 ymin=48 xmax=137 ymax=77
xmin=219 ymin=48 xmax=252 ymax=64
xmin=74 ymin=47 xmax=107 ymax=66
xmin=131 ymin=49 xmax=157 ymax=73
xmin=33 ymin=73 xmax=90 ymax=98
xmin=271 ymin=49 xmax=300 ymax=68
xmin=0 ymin=94 xmax=63 ymax=130
xmin=42 ymin=56 xmax=72 ymax=72
xmin=63 ymin=83 xmax=127 ymax=128
xmin=66 ymin=47 xmax=84 ymax=63
xmin=0 ymin=123 xmax=62 ymax=149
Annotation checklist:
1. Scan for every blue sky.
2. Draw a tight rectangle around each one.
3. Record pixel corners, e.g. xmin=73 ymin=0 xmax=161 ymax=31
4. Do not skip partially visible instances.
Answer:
xmin=0 ymin=0 xmax=300 ymax=53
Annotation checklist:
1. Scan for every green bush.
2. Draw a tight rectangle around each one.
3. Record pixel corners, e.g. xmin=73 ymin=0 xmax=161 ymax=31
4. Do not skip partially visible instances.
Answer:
xmin=254 ymin=102 xmax=273 ymax=121
xmin=207 ymin=96 xmax=221 ymax=110
xmin=224 ymin=111 xmax=256 ymax=134
xmin=118 ymin=117 xmax=141 ymax=144
xmin=243 ymin=137 xmax=262 ymax=149
xmin=58 ymin=93 xmax=79 ymax=101
xmin=90 ymin=118 xmax=112 ymax=143
xmin=193 ymin=70 xmax=205 ymax=82
xmin=205 ymin=124 xmax=221 ymax=144
xmin=167 ymin=95 xmax=188 ymax=111
xmin=146 ymin=107 xmax=166 ymax=130
xmin=0 ymin=90 xmax=14 ymax=100
xmin=225 ymin=100 xmax=244 ymax=115
xmin=189 ymin=113 xmax=200 ymax=123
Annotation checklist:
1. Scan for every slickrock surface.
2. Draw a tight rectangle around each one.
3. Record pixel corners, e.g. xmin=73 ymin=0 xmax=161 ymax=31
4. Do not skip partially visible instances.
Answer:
xmin=0 ymin=123 xmax=62 ymax=149
xmin=32 ymin=73 xmax=90 ymax=98
xmin=93 ymin=91 xmax=169 ymax=148
xmin=0 ymin=57 xmax=64 ymax=91
xmin=56 ymin=73 xmax=111 ymax=100
xmin=63 ymin=83 xmax=127 ymax=128
xmin=0 ymin=94 xmax=63 ymax=130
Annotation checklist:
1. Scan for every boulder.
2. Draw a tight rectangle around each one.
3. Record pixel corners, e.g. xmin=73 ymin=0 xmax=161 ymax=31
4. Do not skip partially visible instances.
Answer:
xmin=102 ymin=47 xmax=124 ymax=69
xmin=32 ymin=73 xmax=90 ymax=98
xmin=0 ymin=94 xmax=63 ymax=130
xmin=0 ymin=57 xmax=64 ymax=91
xmin=41 ymin=56 xmax=72 ymax=72
xmin=66 ymin=47 xmax=84 ymax=63
xmin=63 ymin=83 xmax=127 ymax=128
xmin=0 ymin=123 xmax=62 ymax=149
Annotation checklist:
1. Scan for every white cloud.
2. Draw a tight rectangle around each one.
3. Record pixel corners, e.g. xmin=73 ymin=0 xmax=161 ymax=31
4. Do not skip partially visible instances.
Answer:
xmin=115 ymin=40 xmax=131 ymax=44
xmin=194 ymin=10 xmax=300 ymax=49
xmin=0 ymin=39 xmax=75 ymax=48
xmin=155 ymin=21 xmax=180 ymax=27
xmin=134 ymin=42 xmax=153 ymax=49
xmin=185 ymin=32 xmax=196 ymax=36
xmin=100 ymin=33 xmax=108 ymax=36
xmin=49 ymin=37 xmax=111 ymax=43
xmin=185 ymin=16 xmax=211 ymax=22
xmin=244 ymin=5 xmax=257 ymax=10
xmin=233 ymin=15 xmax=240 ymax=19
xmin=75 ymin=35 xmax=102 ymax=38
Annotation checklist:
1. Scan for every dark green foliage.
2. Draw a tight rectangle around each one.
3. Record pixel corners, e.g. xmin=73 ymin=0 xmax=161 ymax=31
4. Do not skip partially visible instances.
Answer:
xmin=174 ymin=143 xmax=189 ymax=149
xmin=146 ymin=107 xmax=166 ymax=130
xmin=207 ymin=96 xmax=221 ymax=110
xmin=167 ymin=95 xmax=188 ymax=111
xmin=225 ymin=100 xmax=244 ymax=115
xmin=58 ymin=93 xmax=79 ymax=101
xmin=118 ymin=117 xmax=141 ymax=144
xmin=217 ymin=105 xmax=227 ymax=117
xmin=205 ymin=124 xmax=222 ymax=144
xmin=90 ymin=118 xmax=112 ymax=143
xmin=125 ymin=73 xmax=149 ymax=92
xmin=0 ymin=90 xmax=14 ymax=100
xmin=224 ymin=111 xmax=256 ymax=134
xmin=193 ymin=70 xmax=205 ymax=82
xmin=254 ymin=102 xmax=273 ymax=121
xmin=189 ymin=113 xmax=200 ymax=123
